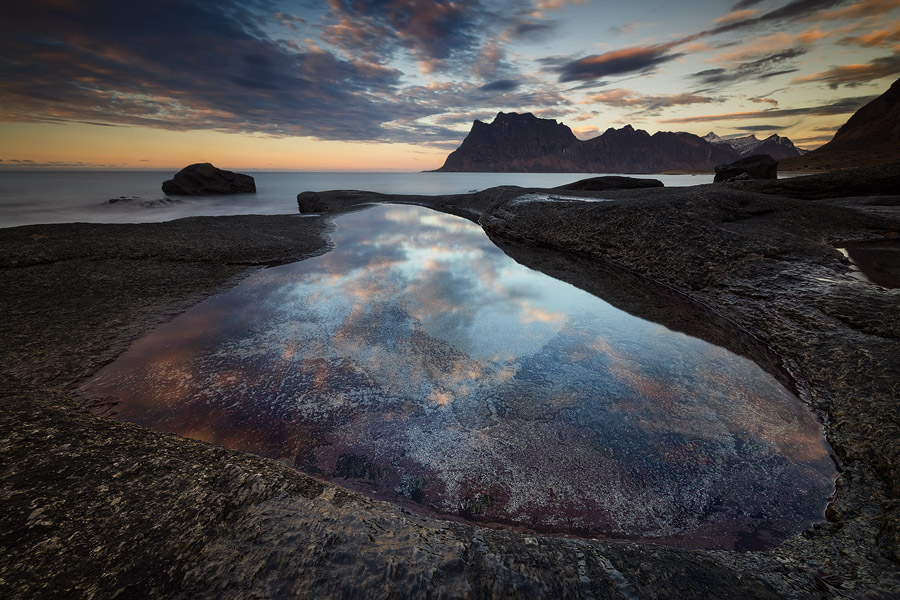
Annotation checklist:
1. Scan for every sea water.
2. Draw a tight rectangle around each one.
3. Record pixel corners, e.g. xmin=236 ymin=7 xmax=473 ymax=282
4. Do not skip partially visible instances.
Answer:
xmin=0 ymin=170 xmax=713 ymax=228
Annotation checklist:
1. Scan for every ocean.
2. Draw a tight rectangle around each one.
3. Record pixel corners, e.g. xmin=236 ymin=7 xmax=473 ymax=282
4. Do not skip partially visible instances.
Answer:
xmin=0 ymin=170 xmax=714 ymax=229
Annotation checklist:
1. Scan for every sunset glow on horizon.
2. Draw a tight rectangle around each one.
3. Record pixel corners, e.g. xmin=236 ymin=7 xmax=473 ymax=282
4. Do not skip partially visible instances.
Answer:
xmin=2 ymin=0 xmax=899 ymax=171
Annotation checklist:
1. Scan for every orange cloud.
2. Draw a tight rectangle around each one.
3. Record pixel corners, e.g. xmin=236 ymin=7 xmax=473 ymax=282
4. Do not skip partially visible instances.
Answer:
xmin=798 ymin=26 xmax=830 ymax=43
xmin=584 ymin=89 xmax=717 ymax=112
xmin=584 ymin=88 xmax=642 ymax=105
xmin=792 ymin=55 xmax=900 ymax=87
xmin=711 ymin=33 xmax=795 ymax=63
xmin=536 ymin=0 xmax=586 ymax=8
xmin=663 ymin=110 xmax=763 ymax=124
xmin=530 ymin=0 xmax=586 ymax=17
xmin=519 ymin=303 xmax=566 ymax=324
xmin=840 ymin=21 xmax=900 ymax=46
xmin=556 ymin=44 xmax=683 ymax=81
xmin=815 ymin=0 xmax=900 ymax=21
xmin=682 ymin=42 xmax=713 ymax=53
xmin=710 ymin=26 xmax=829 ymax=65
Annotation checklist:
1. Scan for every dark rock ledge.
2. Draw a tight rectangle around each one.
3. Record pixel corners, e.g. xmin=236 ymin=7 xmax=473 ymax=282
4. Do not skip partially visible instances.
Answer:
xmin=2 ymin=167 xmax=899 ymax=598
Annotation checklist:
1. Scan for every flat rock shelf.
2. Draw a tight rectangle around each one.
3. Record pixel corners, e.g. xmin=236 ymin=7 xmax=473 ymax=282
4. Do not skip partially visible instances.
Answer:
xmin=78 ymin=204 xmax=835 ymax=550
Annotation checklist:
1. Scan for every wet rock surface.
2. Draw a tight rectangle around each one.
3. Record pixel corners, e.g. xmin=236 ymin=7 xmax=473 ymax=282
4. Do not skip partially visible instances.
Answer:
xmin=2 ymin=173 xmax=900 ymax=597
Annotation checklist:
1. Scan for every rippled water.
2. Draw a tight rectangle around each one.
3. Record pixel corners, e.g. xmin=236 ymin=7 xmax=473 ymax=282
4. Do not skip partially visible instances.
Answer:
xmin=79 ymin=204 xmax=835 ymax=550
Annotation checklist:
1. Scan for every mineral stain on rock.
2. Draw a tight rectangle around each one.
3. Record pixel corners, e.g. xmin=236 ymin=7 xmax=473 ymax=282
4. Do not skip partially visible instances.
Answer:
xmin=78 ymin=204 xmax=835 ymax=550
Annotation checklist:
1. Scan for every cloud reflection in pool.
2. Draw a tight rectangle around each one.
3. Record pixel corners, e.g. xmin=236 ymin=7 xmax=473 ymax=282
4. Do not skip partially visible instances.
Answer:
xmin=79 ymin=204 xmax=835 ymax=550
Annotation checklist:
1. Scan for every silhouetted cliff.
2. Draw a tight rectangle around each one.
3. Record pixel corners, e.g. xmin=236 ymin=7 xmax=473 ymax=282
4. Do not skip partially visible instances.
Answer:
xmin=781 ymin=76 xmax=900 ymax=170
xmin=434 ymin=112 xmax=739 ymax=173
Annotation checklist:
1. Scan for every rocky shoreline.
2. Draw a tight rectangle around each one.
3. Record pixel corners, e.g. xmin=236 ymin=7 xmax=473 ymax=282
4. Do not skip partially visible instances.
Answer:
xmin=1 ymin=168 xmax=898 ymax=598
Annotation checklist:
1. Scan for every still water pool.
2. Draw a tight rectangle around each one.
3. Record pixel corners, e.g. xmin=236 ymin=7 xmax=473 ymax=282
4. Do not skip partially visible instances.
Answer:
xmin=79 ymin=204 xmax=834 ymax=550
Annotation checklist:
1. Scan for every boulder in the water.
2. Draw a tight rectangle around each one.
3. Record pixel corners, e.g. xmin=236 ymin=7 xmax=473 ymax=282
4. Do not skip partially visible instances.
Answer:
xmin=162 ymin=163 xmax=256 ymax=195
xmin=714 ymin=154 xmax=778 ymax=183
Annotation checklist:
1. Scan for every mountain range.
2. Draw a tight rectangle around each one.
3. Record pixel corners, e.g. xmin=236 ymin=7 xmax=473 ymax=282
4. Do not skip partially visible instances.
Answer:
xmin=702 ymin=132 xmax=805 ymax=160
xmin=433 ymin=113 xmax=803 ymax=173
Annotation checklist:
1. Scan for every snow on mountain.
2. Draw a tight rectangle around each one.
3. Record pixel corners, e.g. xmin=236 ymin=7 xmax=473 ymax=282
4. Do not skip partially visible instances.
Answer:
xmin=704 ymin=132 xmax=802 ymax=159
xmin=725 ymin=135 xmax=762 ymax=155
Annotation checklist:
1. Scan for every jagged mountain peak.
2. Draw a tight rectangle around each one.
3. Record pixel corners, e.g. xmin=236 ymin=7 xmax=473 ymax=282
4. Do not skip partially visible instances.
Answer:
xmin=492 ymin=111 xmax=543 ymax=123
xmin=705 ymin=131 xmax=802 ymax=160
xmin=434 ymin=113 xmax=739 ymax=173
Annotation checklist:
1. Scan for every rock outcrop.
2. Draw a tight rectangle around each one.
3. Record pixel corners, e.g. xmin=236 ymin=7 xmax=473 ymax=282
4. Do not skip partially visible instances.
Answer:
xmin=714 ymin=154 xmax=777 ymax=182
xmin=436 ymin=112 xmax=580 ymax=172
xmin=433 ymin=112 xmax=738 ymax=173
xmin=723 ymin=160 xmax=900 ymax=199
xmin=162 ymin=163 xmax=256 ymax=195
xmin=553 ymin=175 xmax=663 ymax=191
xmin=3 ymin=169 xmax=900 ymax=597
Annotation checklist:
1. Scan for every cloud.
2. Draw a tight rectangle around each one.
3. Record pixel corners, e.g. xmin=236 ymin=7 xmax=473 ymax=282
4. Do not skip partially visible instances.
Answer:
xmin=479 ymin=79 xmax=522 ymax=92
xmin=0 ymin=159 xmax=126 ymax=169
xmin=471 ymin=37 xmax=516 ymax=81
xmin=534 ymin=0 xmax=586 ymax=9
xmin=509 ymin=18 xmax=558 ymax=41
xmin=322 ymin=0 xmax=487 ymax=69
xmin=549 ymin=0 xmax=851 ymax=85
xmin=792 ymin=134 xmax=835 ymax=145
xmin=689 ymin=48 xmax=807 ymax=86
xmin=0 ymin=0 xmax=437 ymax=141
xmin=711 ymin=33 xmax=797 ymax=63
xmin=712 ymin=28 xmax=829 ymax=64
xmin=791 ymin=54 xmax=900 ymax=87
xmin=375 ymin=79 xmax=571 ymax=145
xmin=731 ymin=0 xmax=766 ymax=9
xmin=715 ymin=9 xmax=761 ymax=25
xmin=660 ymin=95 xmax=878 ymax=123
xmin=708 ymin=0 xmax=851 ymax=36
xmin=815 ymin=0 xmax=900 ymax=21
xmin=734 ymin=124 xmax=796 ymax=131
xmin=584 ymin=88 xmax=719 ymax=115
xmin=551 ymin=45 xmax=684 ymax=82
xmin=839 ymin=21 xmax=900 ymax=46
xmin=274 ymin=12 xmax=306 ymax=31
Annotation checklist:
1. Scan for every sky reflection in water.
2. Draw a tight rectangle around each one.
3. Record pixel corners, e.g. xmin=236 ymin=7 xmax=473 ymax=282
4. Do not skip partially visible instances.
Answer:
xmin=80 ymin=204 xmax=835 ymax=550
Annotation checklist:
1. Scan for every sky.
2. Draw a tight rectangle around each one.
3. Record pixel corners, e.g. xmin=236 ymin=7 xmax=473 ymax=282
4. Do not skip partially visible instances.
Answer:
xmin=1 ymin=0 xmax=898 ymax=171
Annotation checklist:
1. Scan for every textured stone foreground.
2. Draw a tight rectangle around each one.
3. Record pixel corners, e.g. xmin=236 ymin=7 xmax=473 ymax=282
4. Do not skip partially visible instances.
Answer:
xmin=1 ymin=172 xmax=899 ymax=598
